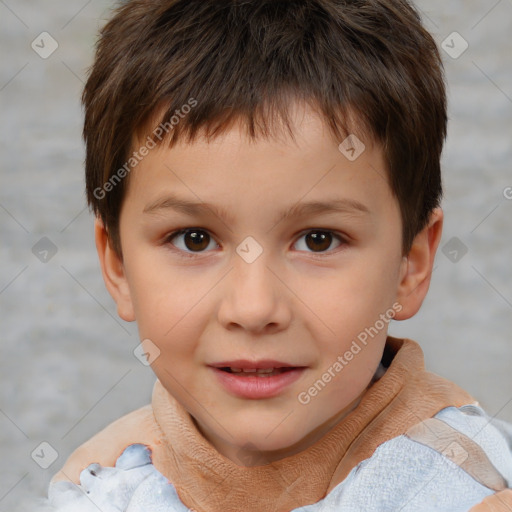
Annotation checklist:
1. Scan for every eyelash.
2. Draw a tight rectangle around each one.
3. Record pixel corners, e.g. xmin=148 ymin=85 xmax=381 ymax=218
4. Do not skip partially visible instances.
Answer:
xmin=164 ymin=228 xmax=348 ymax=259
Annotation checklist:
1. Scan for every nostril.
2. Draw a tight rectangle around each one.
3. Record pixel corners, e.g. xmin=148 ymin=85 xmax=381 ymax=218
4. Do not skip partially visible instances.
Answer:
xmin=89 ymin=469 xmax=97 ymax=476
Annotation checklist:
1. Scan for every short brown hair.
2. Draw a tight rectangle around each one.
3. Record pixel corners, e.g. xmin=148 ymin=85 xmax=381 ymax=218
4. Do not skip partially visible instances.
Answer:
xmin=83 ymin=0 xmax=447 ymax=256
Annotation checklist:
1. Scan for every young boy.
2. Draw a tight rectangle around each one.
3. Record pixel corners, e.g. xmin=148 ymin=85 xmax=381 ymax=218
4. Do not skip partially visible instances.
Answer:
xmin=47 ymin=0 xmax=512 ymax=510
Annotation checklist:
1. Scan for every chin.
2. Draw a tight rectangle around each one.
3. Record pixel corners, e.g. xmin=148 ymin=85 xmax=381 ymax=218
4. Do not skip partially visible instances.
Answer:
xmin=231 ymin=425 xmax=307 ymax=458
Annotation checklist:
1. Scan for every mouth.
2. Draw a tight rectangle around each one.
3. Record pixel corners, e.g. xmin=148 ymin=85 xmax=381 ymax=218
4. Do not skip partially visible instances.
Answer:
xmin=217 ymin=366 xmax=299 ymax=377
xmin=208 ymin=360 xmax=307 ymax=398
xmin=209 ymin=359 xmax=306 ymax=376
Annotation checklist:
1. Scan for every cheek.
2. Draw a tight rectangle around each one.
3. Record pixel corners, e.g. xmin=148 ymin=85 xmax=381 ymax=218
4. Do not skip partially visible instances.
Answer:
xmin=296 ymin=260 xmax=399 ymax=337
xmin=122 ymin=247 xmax=198 ymax=332
xmin=125 ymin=265 xmax=212 ymax=368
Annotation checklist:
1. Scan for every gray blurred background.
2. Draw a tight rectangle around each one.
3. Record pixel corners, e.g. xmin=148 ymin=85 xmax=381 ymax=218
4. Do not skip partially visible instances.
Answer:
xmin=0 ymin=0 xmax=511 ymax=509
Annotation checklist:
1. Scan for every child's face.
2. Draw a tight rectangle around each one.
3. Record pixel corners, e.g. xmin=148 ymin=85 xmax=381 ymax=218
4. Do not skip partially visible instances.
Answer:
xmin=101 ymin=103 xmax=425 ymax=465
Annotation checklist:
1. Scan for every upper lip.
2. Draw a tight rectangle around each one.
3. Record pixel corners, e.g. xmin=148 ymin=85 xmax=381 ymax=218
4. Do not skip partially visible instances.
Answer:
xmin=209 ymin=360 xmax=305 ymax=369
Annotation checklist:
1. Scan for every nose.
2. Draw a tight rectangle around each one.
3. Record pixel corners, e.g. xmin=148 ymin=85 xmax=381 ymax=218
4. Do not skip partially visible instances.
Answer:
xmin=217 ymin=252 xmax=292 ymax=334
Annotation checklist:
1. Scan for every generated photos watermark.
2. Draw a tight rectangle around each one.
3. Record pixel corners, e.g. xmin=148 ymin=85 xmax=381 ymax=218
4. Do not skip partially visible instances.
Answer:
xmin=93 ymin=97 xmax=198 ymax=200
xmin=297 ymin=302 xmax=403 ymax=405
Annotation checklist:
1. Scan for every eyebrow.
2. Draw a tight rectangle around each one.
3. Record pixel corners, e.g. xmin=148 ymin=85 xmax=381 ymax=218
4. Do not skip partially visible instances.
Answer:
xmin=143 ymin=194 xmax=371 ymax=226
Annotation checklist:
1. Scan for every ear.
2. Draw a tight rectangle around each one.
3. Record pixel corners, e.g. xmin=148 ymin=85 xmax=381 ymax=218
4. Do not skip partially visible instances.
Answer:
xmin=394 ymin=208 xmax=443 ymax=320
xmin=94 ymin=217 xmax=136 ymax=322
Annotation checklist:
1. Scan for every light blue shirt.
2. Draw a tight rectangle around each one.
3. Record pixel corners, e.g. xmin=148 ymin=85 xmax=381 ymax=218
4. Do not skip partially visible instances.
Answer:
xmin=47 ymin=405 xmax=512 ymax=512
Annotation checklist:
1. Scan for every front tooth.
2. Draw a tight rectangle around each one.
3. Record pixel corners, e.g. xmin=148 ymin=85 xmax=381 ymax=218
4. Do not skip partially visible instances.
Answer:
xmin=229 ymin=367 xmax=277 ymax=374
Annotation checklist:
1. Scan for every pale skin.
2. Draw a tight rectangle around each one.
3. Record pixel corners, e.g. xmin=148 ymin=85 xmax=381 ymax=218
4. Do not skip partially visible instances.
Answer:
xmin=95 ymin=102 xmax=508 ymax=509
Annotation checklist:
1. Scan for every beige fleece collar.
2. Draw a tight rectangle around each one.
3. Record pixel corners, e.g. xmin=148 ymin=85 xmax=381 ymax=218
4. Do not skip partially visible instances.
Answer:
xmin=150 ymin=337 xmax=474 ymax=512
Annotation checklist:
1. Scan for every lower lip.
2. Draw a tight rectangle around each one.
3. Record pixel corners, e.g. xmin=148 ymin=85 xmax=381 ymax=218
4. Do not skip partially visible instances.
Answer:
xmin=211 ymin=367 xmax=305 ymax=399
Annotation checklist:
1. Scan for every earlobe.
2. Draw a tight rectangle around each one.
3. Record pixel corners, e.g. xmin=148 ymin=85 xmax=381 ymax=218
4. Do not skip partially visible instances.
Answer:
xmin=394 ymin=208 xmax=443 ymax=320
xmin=94 ymin=217 xmax=136 ymax=322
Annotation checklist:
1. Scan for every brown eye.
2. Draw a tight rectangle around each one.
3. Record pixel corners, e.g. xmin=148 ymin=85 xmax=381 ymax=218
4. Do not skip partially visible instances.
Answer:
xmin=305 ymin=231 xmax=332 ymax=252
xmin=294 ymin=230 xmax=343 ymax=253
xmin=169 ymin=229 xmax=217 ymax=253
xmin=184 ymin=230 xmax=209 ymax=251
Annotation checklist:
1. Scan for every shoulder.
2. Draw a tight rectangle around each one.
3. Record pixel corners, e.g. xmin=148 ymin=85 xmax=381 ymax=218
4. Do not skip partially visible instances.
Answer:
xmin=432 ymin=405 xmax=512 ymax=484
xmin=322 ymin=406 xmax=512 ymax=511
xmin=51 ymin=404 xmax=161 ymax=485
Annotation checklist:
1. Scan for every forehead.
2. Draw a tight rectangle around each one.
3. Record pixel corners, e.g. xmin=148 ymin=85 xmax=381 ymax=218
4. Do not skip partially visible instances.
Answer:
xmin=134 ymin=97 xmax=374 ymax=158
xmin=122 ymin=103 xmax=397 ymax=229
